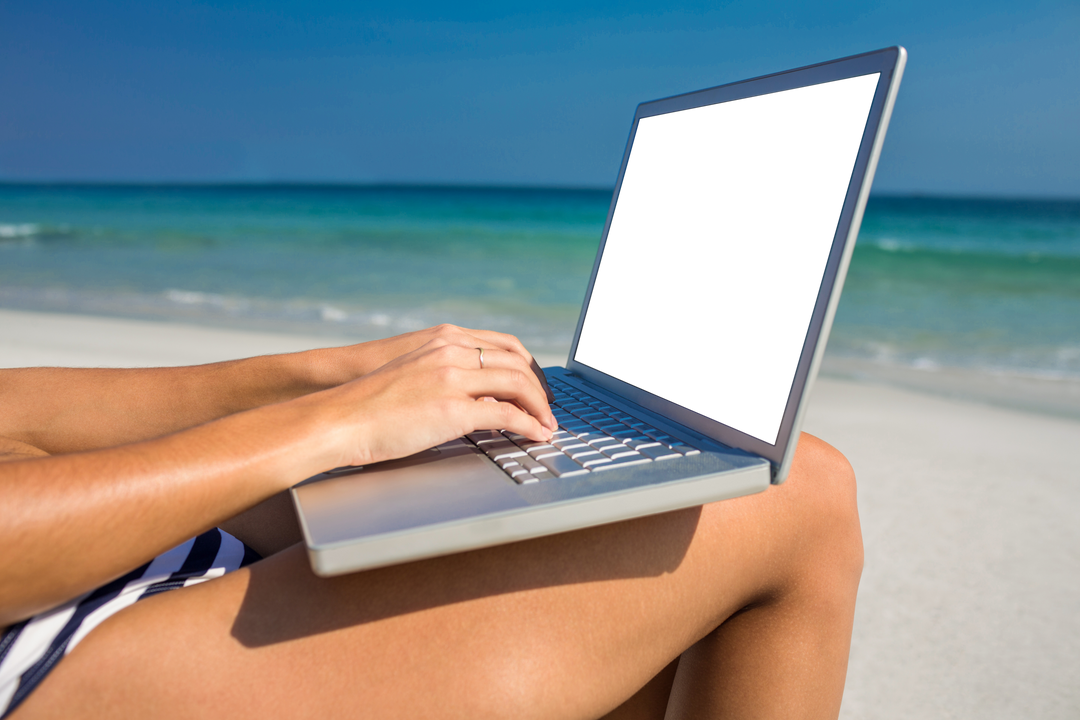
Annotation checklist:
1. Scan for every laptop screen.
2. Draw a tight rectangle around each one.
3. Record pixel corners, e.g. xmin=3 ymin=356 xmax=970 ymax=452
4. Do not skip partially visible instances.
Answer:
xmin=573 ymin=73 xmax=880 ymax=445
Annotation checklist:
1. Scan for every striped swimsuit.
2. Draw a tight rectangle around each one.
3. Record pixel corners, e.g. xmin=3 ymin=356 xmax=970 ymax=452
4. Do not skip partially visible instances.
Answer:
xmin=0 ymin=528 xmax=261 ymax=718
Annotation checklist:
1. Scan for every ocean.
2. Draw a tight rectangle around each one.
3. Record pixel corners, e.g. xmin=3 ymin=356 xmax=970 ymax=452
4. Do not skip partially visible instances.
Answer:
xmin=2 ymin=184 xmax=1078 ymax=411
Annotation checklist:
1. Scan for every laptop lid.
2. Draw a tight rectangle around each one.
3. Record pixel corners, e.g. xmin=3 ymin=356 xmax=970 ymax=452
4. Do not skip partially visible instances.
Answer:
xmin=292 ymin=48 xmax=906 ymax=576
xmin=566 ymin=47 xmax=906 ymax=483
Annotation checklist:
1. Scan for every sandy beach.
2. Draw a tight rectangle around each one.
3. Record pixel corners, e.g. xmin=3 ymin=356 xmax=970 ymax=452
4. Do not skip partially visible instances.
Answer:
xmin=2 ymin=308 xmax=1077 ymax=718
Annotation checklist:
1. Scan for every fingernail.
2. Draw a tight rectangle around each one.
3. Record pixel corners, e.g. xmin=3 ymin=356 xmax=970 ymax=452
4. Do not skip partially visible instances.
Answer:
xmin=544 ymin=427 xmax=554 ymax=440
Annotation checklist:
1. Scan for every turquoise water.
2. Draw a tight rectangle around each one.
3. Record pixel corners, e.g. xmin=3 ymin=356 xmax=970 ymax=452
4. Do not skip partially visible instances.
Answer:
xmin=835 ymin=197 xmax=1080 ymax=378
xmin=1 ymin=184 xmax=1078 ymax=378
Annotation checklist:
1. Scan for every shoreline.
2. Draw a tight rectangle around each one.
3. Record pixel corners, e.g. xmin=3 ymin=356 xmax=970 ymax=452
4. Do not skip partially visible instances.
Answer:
xmin=819 ymin=354 xmax=1080 ymax=422
xmin=3 ymin=306 xmax=1078 ymax=422
xmin=1 ymin=307 xmax=1078 ymax=718
xmin=0 ymin=308 xmax=570 ymax=370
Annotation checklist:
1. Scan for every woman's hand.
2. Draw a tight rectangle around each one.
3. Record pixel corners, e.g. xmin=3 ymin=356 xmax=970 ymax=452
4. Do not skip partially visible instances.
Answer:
xmin=316 ymin=325 xmax=554 ymax=402
xmin=310 ymin=333 xmax=558 ymax=470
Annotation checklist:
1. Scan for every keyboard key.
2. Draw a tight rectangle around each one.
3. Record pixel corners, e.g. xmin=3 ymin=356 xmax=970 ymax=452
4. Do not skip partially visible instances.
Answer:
xmin=599 ymin=445 xmax=639 ymax=459
xmin=528 ymin=446 xmax=562 ymax=460
xmin=590 ymin=418 xmax=623 ymax=430
xmin=467 ymin=430 xmax=504 ymax=445
xmin=537 ymin=454 xmax=589 ymax=477
xmin=639 ymin=444 xmax=681 ymax=461
xmin=491 ymin=380 xmax=704 ymax=483
xmin=481 ymin=440 xmax=517 ymax=455
xmin=519 ymin=456 xmax=545 ymax=473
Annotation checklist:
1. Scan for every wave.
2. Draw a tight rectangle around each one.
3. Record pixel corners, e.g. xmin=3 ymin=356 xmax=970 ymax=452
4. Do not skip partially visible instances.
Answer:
xmin=848 ymin=242 xmax=1080 ymax=298
xmin=0 ymin=284 xmax=578 ymax=353
xmin=0 ymin=223 xmax=39 ymax=238
xmin=0 ymin=223 xmax=41 ymax=246
xmin=860 ymin=196 xmax=1080 ymax=259
xmin=0 ymin=222 xmax=78 ymax=245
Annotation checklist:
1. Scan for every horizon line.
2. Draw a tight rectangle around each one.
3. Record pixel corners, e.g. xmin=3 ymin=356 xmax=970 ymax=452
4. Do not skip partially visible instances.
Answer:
xmin=1 ymin=179 xmax=1078 ymax=203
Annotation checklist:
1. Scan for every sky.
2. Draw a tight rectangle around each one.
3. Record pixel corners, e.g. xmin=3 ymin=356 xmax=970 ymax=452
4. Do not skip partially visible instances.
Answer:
xmin=0 ymin=0 xmax=1077 ymax=196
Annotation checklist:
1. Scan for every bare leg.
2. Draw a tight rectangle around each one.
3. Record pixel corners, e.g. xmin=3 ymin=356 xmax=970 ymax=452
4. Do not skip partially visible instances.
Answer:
xmin=602 ymin=434 xmax=863 ymax=720
xmin=600 ymin=659 xmax=680 ymax=720
xmin=15 ymin=434 xmax=860 ymax=720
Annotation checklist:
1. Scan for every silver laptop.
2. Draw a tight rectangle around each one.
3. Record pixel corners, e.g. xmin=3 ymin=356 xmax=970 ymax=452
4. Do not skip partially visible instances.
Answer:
xmin=293 ymin=47 xmax=907 ymax=577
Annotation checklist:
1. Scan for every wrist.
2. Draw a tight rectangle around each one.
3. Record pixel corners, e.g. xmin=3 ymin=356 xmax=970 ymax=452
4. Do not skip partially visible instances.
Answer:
xmin=288 ymin=343 xmax=376 ymax=392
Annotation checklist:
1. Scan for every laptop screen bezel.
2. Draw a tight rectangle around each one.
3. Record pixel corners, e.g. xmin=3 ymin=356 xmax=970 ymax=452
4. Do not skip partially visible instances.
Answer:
xmin=564 ymin=47 xmax=905 ymax=479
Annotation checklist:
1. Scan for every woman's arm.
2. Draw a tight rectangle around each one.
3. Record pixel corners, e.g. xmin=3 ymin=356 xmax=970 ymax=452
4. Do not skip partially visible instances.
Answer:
xmin=0 ymin=335 xmax=557 ymax=626
xmin=0 ymin=324 xmax=543 ymax=454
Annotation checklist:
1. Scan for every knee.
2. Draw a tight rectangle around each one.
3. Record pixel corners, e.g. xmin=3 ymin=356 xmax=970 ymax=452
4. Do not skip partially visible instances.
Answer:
xmin=787 ymin=433 xmax=863 ymax=585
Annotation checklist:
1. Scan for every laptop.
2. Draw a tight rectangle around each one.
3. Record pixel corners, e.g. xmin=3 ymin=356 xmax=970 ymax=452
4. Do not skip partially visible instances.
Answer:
xmin=292 ymin=46 xmax=907 ymax=577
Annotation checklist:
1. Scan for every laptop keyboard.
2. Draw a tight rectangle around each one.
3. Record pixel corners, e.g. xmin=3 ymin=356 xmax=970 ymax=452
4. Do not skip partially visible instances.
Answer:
xmin=466 ymin=377 xmax=700 ymax=484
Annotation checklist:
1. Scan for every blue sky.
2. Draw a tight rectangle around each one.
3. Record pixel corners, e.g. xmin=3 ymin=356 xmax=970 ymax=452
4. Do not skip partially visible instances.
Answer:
xmin=1 ymin=0 xmax=1077 ymax=196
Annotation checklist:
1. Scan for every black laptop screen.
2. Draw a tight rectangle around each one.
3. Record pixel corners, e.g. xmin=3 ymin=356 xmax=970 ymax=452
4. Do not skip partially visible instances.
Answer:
xmin=573 ymin=72 xmax=880 ymax=445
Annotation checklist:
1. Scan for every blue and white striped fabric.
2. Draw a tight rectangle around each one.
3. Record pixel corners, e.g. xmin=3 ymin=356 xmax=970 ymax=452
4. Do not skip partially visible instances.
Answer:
xmin=0 ymin=528 xmax=261 ymax=718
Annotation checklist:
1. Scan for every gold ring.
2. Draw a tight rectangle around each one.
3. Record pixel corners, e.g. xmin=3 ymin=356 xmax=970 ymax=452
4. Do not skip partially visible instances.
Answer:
xmin=477 ymin=347 xmax=485 ymax=369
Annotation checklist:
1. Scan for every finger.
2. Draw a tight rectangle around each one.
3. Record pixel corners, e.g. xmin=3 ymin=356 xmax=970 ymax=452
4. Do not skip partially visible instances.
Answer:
xmin=454 ymin=366 xmax=555 ymax=431
xmin=457 ymin=330 xmax=552 ymax=402
xmin=455 ymin=327 xmax=535 ymax=365
xmin=426 ymin=326 xmax=553 ymax=403
xmin=465 ymin=398 xmax=553 ymax=442
xmin=447 ymin=348 xmax=556 ymax=429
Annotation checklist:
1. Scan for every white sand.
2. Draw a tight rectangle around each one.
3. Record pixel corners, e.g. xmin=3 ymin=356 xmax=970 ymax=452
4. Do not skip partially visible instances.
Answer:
xmin=2 ymin=308 xmax=1077 ymax=718
xmin=802 ymin=378 xmax=1080 ymax=719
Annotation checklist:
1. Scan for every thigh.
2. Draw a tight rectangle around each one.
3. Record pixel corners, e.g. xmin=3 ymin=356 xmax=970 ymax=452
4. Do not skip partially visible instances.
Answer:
xmin=17 ymin=434 xmax=856 ymax=720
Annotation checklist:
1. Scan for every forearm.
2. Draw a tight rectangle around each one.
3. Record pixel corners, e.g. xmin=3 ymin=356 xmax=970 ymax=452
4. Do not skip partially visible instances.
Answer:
xmin=0 ymin=329 xmax=556 ymax=625
xmin=0 ymin=347 xmax=352 ymax=453
xmin=0 ymin=325 xmax=547 ymax=454
xmin=0 ymin=391 xmax=341 ymax=626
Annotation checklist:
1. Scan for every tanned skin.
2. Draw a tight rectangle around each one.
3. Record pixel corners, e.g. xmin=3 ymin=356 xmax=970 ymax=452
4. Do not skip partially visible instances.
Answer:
xmin=0 ymin=325 xmax=862 ymax=720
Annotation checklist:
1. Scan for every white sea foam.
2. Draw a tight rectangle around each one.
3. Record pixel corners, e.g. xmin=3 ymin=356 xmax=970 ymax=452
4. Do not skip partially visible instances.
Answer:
xmin=165 ymin=289 xmax=219 ymax=305
xmin=320 ymin=305 xmax=348 ymax=322
xmin=875 ymin=238 xmax=905 ymax=252
xmin=164 ymin=289 xmax=249 ymax=313
xmin=0 ymin=223 xmax=39 ymax=240
xmin=912 ymin=357 xmax=940 ymax=371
